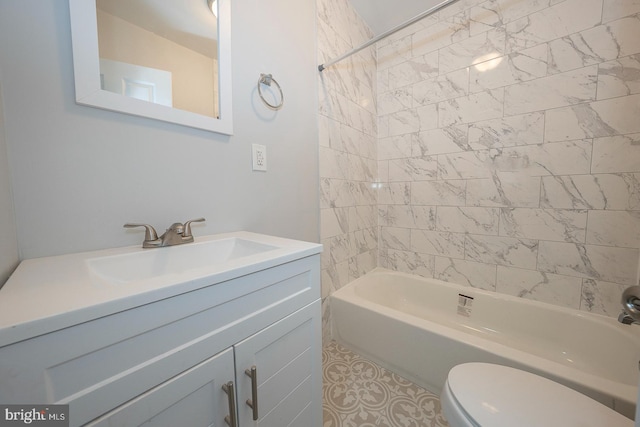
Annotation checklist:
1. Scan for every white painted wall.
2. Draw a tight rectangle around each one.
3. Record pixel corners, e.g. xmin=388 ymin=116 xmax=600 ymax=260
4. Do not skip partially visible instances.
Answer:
xmin=0 ymin=80 xmax=19 ymax=286
xmin=0 ymin=0 xmax=319 ymax=259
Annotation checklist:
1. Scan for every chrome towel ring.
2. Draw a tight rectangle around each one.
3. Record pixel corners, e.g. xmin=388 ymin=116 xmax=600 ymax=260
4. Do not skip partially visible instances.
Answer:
xmin=258 ymin=73 xmax=284 ymax=110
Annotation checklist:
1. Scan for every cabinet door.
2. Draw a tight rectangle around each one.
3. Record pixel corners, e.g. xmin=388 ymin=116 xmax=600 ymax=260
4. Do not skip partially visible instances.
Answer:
xmin=87 ymin=348 xmax=235 ymax=427
xmin=234 ymin=301 xmax=322 ymax=427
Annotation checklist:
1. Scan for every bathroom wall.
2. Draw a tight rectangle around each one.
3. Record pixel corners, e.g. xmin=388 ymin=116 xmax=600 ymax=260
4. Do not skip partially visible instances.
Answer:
xmin=376 ymin=0 xmax=640 ymax=317
xmin=0 ymin=0 xmax=319 ymax=259
xmin=0 ymin=82 xmax=19 ymax=286
xmin=317 ymin=0 xmax=377 ymax=336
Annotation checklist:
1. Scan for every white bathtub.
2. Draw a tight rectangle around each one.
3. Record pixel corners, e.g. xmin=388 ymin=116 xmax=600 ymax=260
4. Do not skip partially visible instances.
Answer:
xmin=330 ymin=268 xmax=640 ymax=418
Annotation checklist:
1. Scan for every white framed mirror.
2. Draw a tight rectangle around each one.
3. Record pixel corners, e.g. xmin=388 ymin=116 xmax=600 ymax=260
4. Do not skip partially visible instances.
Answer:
xmin=68 ymin=0 xmax=232 ymax=134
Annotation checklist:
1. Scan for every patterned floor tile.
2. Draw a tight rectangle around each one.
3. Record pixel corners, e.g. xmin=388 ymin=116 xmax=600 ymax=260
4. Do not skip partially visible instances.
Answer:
xmin=322 ymin=341 xmax=449 ymax=427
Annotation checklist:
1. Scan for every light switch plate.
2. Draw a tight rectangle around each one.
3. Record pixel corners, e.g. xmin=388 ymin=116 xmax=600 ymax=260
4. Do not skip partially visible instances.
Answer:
xmin=252 ymin=144 xmax=267 ymax=171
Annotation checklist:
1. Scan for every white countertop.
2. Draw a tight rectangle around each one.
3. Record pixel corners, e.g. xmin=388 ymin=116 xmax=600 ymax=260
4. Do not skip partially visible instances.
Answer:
xmin=0 ymin=232 xmax=322 ymax=348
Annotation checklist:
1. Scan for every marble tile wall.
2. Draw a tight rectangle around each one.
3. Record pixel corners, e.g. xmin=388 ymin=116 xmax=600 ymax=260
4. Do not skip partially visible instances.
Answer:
xmin=376 ymin=0 xmax=640 ymax=317
xmin=318 ymin=0 xmax=378 ymax=340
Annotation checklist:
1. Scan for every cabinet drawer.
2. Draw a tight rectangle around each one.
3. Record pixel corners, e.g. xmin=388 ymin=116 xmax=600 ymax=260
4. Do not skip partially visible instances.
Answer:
xmin=0 ymin=255 xmax=320 ymax=426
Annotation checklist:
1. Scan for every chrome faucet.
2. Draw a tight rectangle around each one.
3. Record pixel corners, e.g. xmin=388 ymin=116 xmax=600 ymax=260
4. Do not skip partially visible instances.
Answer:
xmin=618 ymin=312 xmax=638 ymax=325
xmin=124 ymin=218 xmax=205 ymax=248
xmin=618 ymin=286 xmax=640 ymax=325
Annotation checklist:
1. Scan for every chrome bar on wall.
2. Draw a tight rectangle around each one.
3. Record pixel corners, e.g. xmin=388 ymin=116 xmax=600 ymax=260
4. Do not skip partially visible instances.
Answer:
xmin=318 ymin=0 xmax=460 ymax=72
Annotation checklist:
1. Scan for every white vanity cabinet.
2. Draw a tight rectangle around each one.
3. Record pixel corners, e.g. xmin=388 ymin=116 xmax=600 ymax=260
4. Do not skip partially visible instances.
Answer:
xmin=0 ymin=249 xmax=322 ymax=427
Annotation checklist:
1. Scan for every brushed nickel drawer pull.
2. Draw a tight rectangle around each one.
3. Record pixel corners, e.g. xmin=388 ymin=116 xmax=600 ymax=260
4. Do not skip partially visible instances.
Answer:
xmin=222 ymin=381 xmax=237 ymax=427
xmin=245 ymin=366 xmax=259 ymax=420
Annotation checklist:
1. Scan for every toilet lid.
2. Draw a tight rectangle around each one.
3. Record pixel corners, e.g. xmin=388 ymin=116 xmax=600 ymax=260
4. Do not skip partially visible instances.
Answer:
xmin=447 ymin=363 xmax=633 ymax=427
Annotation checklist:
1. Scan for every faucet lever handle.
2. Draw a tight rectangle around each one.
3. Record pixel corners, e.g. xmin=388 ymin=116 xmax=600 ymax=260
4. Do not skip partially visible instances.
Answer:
xmin=183 ymin=218 xmax=206 ymax=238
xmin=124 ymin=223 xmax=159 ymax=242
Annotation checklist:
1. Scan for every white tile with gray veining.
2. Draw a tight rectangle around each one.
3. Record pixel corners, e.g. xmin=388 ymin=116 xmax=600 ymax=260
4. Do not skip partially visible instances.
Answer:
xmin=378 ymin=114 xmax=390 ymax=139
xmin=347 ymin=154 xmax=376 ymax=182
xmin=349 ymin=250 xmax=378 ymax=282
xmin=545 ymin=95 xmax=640 ymax=141
xmin=412 ymin=68 xmax=469 ymax=106
xmin=318 ymin=86 xmax=349 ymax=124
xmin=602 ymin=0 xmax=640 ymax=23
xmin=378 ymin=182 xmax=411 ymax=205
xmin=353 ymin=228 xmax=378 ymax=256
xmin=383 ymin=205 xmax=437 ymax=230
xmin=387 ymin=110 xmax=420 ymax=137
xmin=320 ymin=147 xmax=351 ymax=180
xmin=319 ymin=0 xmax=371 ymax=46
xmin=466 ymin=173 xmax=541 ymax=207
xmin=591 ymin=133 xmax=640 ymax=173
xmin=368 ymin=0 xmax=640 ymax=319
xmin=492 ymin=140 xmax=593 ymax=176
xmin=547 ymin=15 xmax=640 ymax=74
xmin=500 ymin=208 xmax=587 ymax=242
xmin=323 ymin=234 xmax=353 ymax=268
xmin=505 ymin=0 xmax=603 ymax=53
xmin=321 ymin=178 xmax=358 ymax=209
xmin=349 ymin=99 xmax=377 ymax=137
xmin=415 ymin=125 xmax=471 ymax=156
xmin=381 ymin=227 xmax=411 ymax=251
xmin=378 ymin=35 xmax=412 ymax=71
xmin=597 ymin=54 xmax=640 ymax=100
xmin=379 ymin=134 xmax=414 ymax=160
xmin=439 ymin=88 xmax=504 ymax=126
xmin=541 ymin=173 xmax=640 ymax=210
xmin=379 ymin=88 xmax=413 ymax=116
xmin=465 ymin=234 xmax=539 ymax=269
xmin=438 ymin=150 xmax=492 ymax=180
xmin=438 ymin=140 xmax=592 ymax=180
xmin=321 ymin=207 xmax=350 ymax=239
xmin=437 ymin=206 xmax=500 ymax=235
xmin=389 ymin=157 xmax=438 ymax=182
xmin=349 ymin=205 xmax=378 ymax=232
xmin=496 ymin=266 xmax=583 ymax=309
xmin=387 ymin=52 xmax=440 ymax=91
xmin=319 ymin=0 xmax=379 ymax=332
xmin=467 ymin=112 xmax=544 ymax=149
xmin=412 ymin=229 xmax=466 ymax=259
xmin=438 ymin=0 xmax=479 ymax=21
xmin=318 ymin=114 xmax=343 ymax=150
xmin=435 ymin=257 xmax=497 ymax=290
xmin=377 ymin=159 xmax=389 ymax=182
xmin=581 ymin=278 xmax=628 ymax=316
xmin=471 ymin=44 xmax=547 ymax=93
xmin=537 ymin=241 xmax=639 ymax=286
xmin=586 ymin=210 xmax=640 ymax=248
xmin=504 ymin=66 xmax=597 ymax=115
xmin=416 ymin=104 xmax=440 ymax=131
xmin=353 ymin=182 xmax=377 ymax=206
xmin=439 ymin=27 xmax=506 ymax=74
xmin=343 ymin=119 xmax=373 ymax=158
xmin=469 ymin=0 xmax=551 ymax=36
xmin=411 ymin=180 xmax=467 ymax=206
xmin=382 ymin=249 xmax=436 ymax=278
xmin=412 ymin=13 xmax=470 ymax=58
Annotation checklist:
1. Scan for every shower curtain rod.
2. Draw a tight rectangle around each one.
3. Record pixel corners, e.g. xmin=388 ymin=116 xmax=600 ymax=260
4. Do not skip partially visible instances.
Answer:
xmin=318 ymin=0 xmax=460 ymax=72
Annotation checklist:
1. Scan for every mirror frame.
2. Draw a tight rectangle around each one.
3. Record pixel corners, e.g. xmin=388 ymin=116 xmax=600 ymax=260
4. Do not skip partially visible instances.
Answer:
xmin=68 ymin=0 xmax=233 ymax=134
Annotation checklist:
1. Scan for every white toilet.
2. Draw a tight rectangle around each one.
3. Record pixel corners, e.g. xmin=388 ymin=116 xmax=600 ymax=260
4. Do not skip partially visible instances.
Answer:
xmin=440 ymin=363 xmax=634 ymax=427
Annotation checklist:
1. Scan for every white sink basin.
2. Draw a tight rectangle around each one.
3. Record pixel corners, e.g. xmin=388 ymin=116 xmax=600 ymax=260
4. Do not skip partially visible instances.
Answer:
xmin=0 ymin=231 xmax=322 ymax=347
xmin=87 ymin=237 xmax=278 ymax=284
